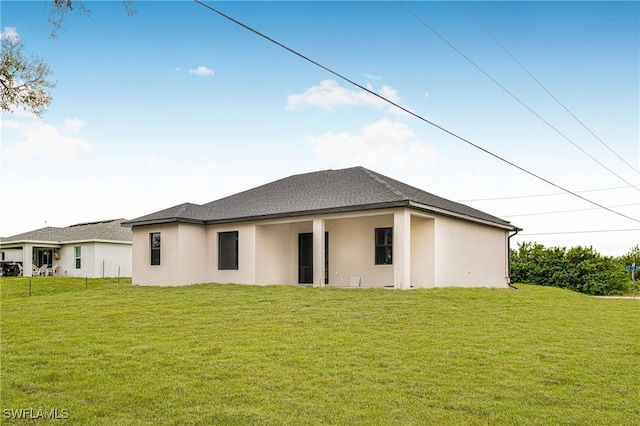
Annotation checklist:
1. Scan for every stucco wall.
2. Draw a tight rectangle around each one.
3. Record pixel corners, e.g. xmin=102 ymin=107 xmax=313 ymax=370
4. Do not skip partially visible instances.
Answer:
xmin=255 ymin=223 xmax=293 ymax=285
xmin=206 ymin=223 xmax=256 ymax=285
xmin=132 ymin=224 xmax=181 ymax=285
xmin=433 ymin=216 xmax=508 ymax=288
xmin=1 ymin=248 xmax=23 ymax=262
xmin=59 ymin=243 xmax=95 ymax=277
xmin=410 ymin=215 xmax=435 ymax=288
xmin=325 ymin=214 xmax=394 ymax=287
xmin=130 ymin=208 xmax=510 ymax=288
xmin=94 ymin=242 xmax=132 ymax=277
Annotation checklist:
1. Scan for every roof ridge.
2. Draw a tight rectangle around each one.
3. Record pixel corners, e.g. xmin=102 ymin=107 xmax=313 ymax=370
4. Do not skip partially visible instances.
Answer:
xmin=359 ymin=167 xmax=408 ymax=200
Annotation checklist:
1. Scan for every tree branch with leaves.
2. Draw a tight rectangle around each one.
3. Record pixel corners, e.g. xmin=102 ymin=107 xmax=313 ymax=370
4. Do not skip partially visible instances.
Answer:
xmin=0 ymin=30 xmax=55 ymax=117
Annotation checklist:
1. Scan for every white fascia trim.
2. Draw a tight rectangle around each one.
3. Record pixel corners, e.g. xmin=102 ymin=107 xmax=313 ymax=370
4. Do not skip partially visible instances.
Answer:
xmin=0 ymin=241 xmax=62 ymax=248
xmin=61 ymin=239 xmax=132 ymax=245
xmin=408 ymin=201 xmax=516 ymax=231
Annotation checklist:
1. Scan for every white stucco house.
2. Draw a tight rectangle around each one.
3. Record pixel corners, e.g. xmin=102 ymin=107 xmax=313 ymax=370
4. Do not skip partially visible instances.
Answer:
xmin=123 ymin=167 xmax=521 ymax=289
xmin=0 ymin=219 xmax=132 ymax=277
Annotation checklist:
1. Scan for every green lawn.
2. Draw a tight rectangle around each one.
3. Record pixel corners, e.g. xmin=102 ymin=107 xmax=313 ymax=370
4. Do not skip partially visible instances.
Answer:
xmin=1 ymin=278 xmax=638 ymax=425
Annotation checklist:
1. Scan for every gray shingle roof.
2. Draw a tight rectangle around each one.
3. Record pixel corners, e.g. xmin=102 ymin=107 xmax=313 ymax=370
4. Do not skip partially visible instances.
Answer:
xmin=123 ymin=167 xmax=518 ymax=230
xmin=1 ymin=219 xmax=132 ymax=243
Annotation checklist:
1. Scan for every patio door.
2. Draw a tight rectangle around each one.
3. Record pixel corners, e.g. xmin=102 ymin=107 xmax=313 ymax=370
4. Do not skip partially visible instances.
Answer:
xmin=298 ymin=233 xmax=313 ymax=284
xmin=36 ymin=249 xmax=53 ymax=267
xmin=298 ymin=232 xmax=329 ymax=285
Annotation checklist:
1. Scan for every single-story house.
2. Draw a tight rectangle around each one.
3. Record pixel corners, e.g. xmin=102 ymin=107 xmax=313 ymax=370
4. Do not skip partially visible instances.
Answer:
xmin=0 ymin=219 xmax=132 ymax=277
xmin=123 ymin=167 xmax=521 ymax=289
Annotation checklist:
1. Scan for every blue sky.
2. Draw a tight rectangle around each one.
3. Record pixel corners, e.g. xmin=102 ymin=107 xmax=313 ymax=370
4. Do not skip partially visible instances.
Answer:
xmin=1 ymin=1 xmax=638 ymax=256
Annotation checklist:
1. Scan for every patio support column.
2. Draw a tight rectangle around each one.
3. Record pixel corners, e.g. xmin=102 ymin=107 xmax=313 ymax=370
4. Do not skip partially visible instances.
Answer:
xmin=23 ymin=244 xmax=33 ymax=277
xmin=393 ymin=209 xmax=411 ymax=289
xmin=312 ymin=218 xmax=325 ymax=287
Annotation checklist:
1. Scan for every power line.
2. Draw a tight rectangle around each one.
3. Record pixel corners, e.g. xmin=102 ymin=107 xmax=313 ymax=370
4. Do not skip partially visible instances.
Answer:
xmin=456 ymin=2 xmax=640 ymax=176
xmin=460 ymin=184 xmax=640 ymax=202
xmin=501 ymin=202 xmax=640 ymax=218
xmin=519 ymin=229 xmax=640 ymax=236
xmin=193 ymin=0 xmax=640 ymax=224
xmin=396 ymin=1 xmax=640 ymax=193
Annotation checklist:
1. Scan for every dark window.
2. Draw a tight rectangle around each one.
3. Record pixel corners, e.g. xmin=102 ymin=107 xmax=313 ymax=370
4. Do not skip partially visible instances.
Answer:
xmin=219 ymin=231 xmax=238 ymax=270
xmin=74 ymin=246 xmax=81 ymax=269
xmin=375 ymin=227 xmax=393 ymax=265
xmin=150 ymin=233 xmax=161 ymax=266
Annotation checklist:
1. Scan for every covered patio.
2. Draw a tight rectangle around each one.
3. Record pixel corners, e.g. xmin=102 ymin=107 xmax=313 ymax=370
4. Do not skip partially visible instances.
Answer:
xmin=0 ymin=242 xmax=61 ymax=277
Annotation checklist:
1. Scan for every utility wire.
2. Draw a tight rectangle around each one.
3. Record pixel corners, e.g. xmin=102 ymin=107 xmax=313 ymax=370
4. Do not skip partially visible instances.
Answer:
xmin=460 ymin=184 xmax=640 ymax=202
xmin=519 ymin=228 xmax=640 ymax=236
xmin=193 ymin=0 xmax=640 ymax=224
xmin=501 ymin=202 xmax=640 ymax=218
xmin=457 ymin=2 xmax=640 ymax=175
xmin=397 ymin=1 xmax=640 ymax=192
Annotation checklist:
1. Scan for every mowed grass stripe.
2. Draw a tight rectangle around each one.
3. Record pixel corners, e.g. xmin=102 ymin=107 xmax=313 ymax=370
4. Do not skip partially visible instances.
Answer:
xmin=1 ymin=280 xmax=638 ymax=425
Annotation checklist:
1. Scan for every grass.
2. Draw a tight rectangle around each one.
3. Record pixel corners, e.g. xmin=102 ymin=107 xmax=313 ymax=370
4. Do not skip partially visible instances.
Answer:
xmin=1 ymin=278 xmax=638 ymax=425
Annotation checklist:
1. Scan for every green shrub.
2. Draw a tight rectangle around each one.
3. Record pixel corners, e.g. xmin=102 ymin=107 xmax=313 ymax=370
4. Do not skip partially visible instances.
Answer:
xmin=511 ymin=242 xmax=632 ymax=295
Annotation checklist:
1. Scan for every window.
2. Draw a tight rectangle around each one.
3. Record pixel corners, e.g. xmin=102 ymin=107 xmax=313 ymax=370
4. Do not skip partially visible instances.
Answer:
xmin=375 ymin=227 xmax=393 ymax=265
xmin=150 ymin=232 xmax=161 ymax=266
xmin=218 ymin=231 xmax=238 ymax=270
xmin=74 ymin=246 xmax=81 ymax=269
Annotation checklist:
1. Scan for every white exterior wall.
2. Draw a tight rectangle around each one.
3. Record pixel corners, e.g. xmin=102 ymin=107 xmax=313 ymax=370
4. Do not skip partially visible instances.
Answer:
xmin=206 ymin=223 xmax=256 ymax=285
xmin=1 ymin=248 xmax=23 ymax=262
xmin=255 ymin=223 xmax=294 ymax=285
xmin=410 ymin=215 xmax=435 ymax=288
xmin=433 ymin=216 xmax=509 ymax=288
xmin=325 ymin=214 xmax=394 ymax=287
xmin=132 ymin=224 xmax=181 ymax=285
xmin=59 ymin=243 xmax=94 ymax=277
xmin=130 ymin=207 xmax=510 ymax=288
xmin=94 ymin=242 xmax=132 ymax=277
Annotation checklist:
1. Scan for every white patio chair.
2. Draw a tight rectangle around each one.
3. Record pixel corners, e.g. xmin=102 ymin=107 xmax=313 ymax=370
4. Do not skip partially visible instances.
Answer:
xmin=36 ymin=265 xmax=48 ymax=276
xmin=46 ymin=265 xmax=59 ymax=276
xmin=17 ymin=263 xmax=23 ymax=276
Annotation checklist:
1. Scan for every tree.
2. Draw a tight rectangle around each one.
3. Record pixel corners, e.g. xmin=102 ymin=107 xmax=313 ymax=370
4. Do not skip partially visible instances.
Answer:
xmin=0 ymin=1 xmax=134 ymax=116
xmin=0 ymin=30 xmax=55 ymax=117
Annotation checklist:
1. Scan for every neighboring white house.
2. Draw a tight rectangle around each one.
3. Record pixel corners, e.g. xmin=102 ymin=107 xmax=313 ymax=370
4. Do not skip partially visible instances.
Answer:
xmin=123 ymin=167 xmax=521 ymax=288
xmin=0 ymin=219 xmax=132 ymax=277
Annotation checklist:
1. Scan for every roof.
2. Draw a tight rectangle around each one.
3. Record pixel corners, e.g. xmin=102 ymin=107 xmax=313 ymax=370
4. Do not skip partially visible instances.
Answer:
xmin=123 ymin=167 xmax=519 ymax=230
xmin=1 ymin=219 xmax=132 ymax=244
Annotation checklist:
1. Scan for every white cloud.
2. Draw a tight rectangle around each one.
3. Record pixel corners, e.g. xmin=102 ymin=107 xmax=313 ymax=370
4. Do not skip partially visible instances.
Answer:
xmin=1 ymin=27 xmax=19 ymax=42
xmin=189 ymin=66 xmax=214 ymax=77
xmin=63 ymin=117 xmax=86 ymax=134
xmin=1 ymin=115 xmax=91 ymax=160
xmin=286 ymin=79 xmax=401 ymax=111
xmin=146 ymin=156 xmax=168 ymax=169
xmin=306 ymin=118 xmax=437 ymax=169
xmin=364 ymin=73 xmax=382 ymax=81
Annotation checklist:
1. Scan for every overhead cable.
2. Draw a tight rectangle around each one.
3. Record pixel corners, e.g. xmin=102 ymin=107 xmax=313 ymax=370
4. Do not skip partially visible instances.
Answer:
xmin=456 ymin=1 xmax=640 ymax=175
xmin=193 ymin=0 xmax=640 ymax=224
xmin=460 ymin=184 xmax=640 ymax=202
xmin=397 ymin=1 xmax=640 ymax=192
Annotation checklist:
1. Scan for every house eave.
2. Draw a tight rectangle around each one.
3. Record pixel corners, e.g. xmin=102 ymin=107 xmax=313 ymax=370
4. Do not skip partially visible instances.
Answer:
xmin=0 ymin=240 xmax=63 ymax=249
xmin=121 ymin=217 xmax=206 ymax=228
xmin=407 ymin=201 xmax=520 ymax=231
xmin=204 ymin=201 xmax=409 ymax=225
xmin=123 ymin=200 xmax=521 ymax=232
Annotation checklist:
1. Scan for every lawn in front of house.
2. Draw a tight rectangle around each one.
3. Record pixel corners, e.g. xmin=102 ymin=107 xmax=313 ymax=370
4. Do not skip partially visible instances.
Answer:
xmin=1 ymin=279 xmax=638 ymax=424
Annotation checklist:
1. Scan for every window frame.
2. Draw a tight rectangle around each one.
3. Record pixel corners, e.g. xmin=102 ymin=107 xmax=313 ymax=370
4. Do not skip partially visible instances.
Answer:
xmin=374 ymin=227 xmax=393 ymax=265
xmin=218 ymin=231 xmax=239 ymax=270
xmin=74 ymin=246 xmax=82 ymax=269
xmin=150 ymin=232 xmax=161 ymax=266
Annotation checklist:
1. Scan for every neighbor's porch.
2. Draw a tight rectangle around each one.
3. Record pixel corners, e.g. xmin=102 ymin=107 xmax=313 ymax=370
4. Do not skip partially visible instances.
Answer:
xmin=0 ymin=242 xmax=61 ymax=277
